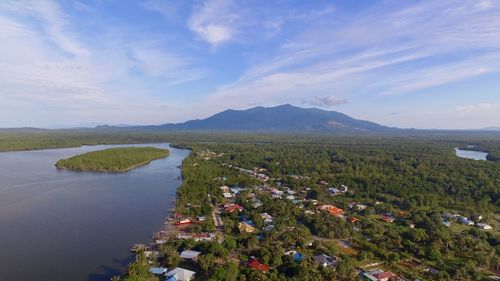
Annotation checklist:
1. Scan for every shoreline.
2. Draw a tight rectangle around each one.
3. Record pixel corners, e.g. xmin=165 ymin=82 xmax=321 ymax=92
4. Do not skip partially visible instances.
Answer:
xmin=128 ymin=150 xmax=187 ymax=255
xmin=54 ymin=147 xmax=170 ymax=173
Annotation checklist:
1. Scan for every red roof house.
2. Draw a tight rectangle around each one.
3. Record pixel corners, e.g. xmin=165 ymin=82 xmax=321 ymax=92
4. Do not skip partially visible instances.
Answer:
xmin=248 ymin=259 xmax=270 ymax=272
xmin=348 ymin=217 xmax=360 ymax=223
xmin=224 ymin=204 xmax=244 ymax=213
xmin=318 ymin=205 xmax=344 ymax=217
xmin=372 ymin=271 xmax=398 ymax=280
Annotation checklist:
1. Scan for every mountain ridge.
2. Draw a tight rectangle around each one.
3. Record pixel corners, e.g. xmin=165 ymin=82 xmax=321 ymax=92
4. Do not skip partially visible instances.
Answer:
xmin=106 ymin=104 xmax=397 ymax=133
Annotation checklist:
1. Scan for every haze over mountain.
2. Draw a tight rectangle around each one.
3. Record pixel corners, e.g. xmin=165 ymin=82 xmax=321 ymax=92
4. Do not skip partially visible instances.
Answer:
xmin=99 ymin=104 xmax=396 ymax=133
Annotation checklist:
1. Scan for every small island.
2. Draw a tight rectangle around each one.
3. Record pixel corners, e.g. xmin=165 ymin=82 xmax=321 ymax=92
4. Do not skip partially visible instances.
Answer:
xmin=55 ymin=147 xmax=170 ymax=172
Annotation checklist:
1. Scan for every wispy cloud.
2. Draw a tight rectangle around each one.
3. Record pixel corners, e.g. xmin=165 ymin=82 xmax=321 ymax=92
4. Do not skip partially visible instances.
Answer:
xmin=1 ymin=0 xmax=89 ymax=56
xmin=308 ymin=96 xmax=349 ymax=107
xmin=195 ymin=0 xmax=500 ymax=114
xmin=1 ymin=0 xmax=499 ymax=128
xmin=0 ymin=0 xmax=209 ymax=126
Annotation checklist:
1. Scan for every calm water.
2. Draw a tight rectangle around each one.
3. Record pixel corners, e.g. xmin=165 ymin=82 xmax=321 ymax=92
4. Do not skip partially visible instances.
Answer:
xmin=0 ymin=144 xmax=189 ymax=281
xmin=455 ymin=148 xmax=488 ymax=161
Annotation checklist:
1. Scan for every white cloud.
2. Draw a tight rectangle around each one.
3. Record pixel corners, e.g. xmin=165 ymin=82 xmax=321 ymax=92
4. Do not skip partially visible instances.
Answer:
xmin=187 ymin=0 xmax=236 ymax=46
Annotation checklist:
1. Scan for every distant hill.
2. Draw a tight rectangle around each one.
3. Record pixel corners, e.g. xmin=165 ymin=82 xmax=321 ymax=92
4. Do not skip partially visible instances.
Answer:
xmin=476 ymin=127 xmax=500 ymax=131
xmin=114 ymin=104 xmax=396 ymax=134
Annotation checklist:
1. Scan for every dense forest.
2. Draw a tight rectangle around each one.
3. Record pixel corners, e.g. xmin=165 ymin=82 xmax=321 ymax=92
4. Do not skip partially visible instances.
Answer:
xmin=55 ymin=147 xmax=169 ymax=172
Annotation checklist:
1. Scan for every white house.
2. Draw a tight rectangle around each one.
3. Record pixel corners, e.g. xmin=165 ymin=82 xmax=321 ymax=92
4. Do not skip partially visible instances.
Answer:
xmin=165 ymin=267 xmax=196 ymax=281
xmin=477 ymin=223 xmax=492 ymax=230
xmin=179 ymin=250 xmax=201 ymax=260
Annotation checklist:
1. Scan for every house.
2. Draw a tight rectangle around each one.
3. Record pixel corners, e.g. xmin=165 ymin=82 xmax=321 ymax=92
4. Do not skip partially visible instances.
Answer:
xmin=348 ymin=217 xmax=360 ymax=223
xmin=261 ymin=213 xmax=274 ymax=224
xmin=271 ymin=188 xmax=284 ymax=196
xmin=149 ymin=267 xmax=168 ymax=276
xmin=313 ymin=254 xmax=339 ymax=267
xmin=248 ymin=258 xmax=270 ymax=272
xmin=224 ymin=204 xmax=244 ymax=213
xmin=318 ymin=205 xmax=344 ymax=217
xmin=262 ymin=224 xmax=274 ymax=232
xmin=318 ymin=180 xmax=328 ymax=186
xmin=356 ymin=204 xmax=368 ymax=211
xmin=219 ymin=185 xmax=231 ymax=193
xmin=239 ymin=222 xmax=257 ymax=233
xmin=477 ymin=223 xmax=492 ymax=230
xmin=284 ymin=251 xmax=305 ymax=262
xmin=179 ymin=250 xmax=201 ymax=260
xmin=197 ymin=216 xmax=206 ymax=222
xmin=459 ymin=217 xmax=474 ymax=225
xmin=252 ymin=200 xmax=263 ymax=208
xmin=176 ymin=219 xmax=193 ymax=226
xmin=165 ymin=267 xmax=196 ymax=281
xmin=222 ymin=192 xmax=234 ymax=198
xmin=230 ymin=186 xmax=245 ymax=194
xmin=328 ymin=188 xmax=341 ymax=195
xmin=360 ymin=269 xmax=399 ymax=281
xmin=292 ymin=252 xmax=305 ymax=262
xmin=176 ymin=233 xmax=216 ymax=242
xmin=308 ymin=199 xmax=319 ymax=205
xmin=382 ymin=215 xmax=394 ymax=223
xmin=471 ymin=214 xmax=483 ymax=222
xmin=442 ymin=220 xmax=452 ymax=227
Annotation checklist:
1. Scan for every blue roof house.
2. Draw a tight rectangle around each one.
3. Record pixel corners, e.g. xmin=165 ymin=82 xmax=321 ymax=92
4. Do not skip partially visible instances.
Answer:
xmin=293 ymin=252 xmax=305 ymax=262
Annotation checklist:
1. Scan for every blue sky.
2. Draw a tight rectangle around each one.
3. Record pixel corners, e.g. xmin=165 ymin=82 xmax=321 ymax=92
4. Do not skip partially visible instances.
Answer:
xmin=1 ymin=0 xmax=499 ymax=129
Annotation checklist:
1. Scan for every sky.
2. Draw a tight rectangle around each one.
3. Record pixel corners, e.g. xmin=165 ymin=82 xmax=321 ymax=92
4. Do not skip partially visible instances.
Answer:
xmin=1 ymin=0 xmax=500 ymax=129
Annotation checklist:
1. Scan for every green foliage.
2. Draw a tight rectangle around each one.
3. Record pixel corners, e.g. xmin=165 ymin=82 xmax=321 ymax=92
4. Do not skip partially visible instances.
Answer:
xmin=209 ymin=262 xmax=240 ymax=281
xmin=120 ymin=254 xmax=159 ymax=281
xmin=161 ymin=245 xmax=180 ymax=268
xmin=55 ymin=147 xmax=169 ymax=172
xmin=198 ymin=253 xmax=216 ymax=272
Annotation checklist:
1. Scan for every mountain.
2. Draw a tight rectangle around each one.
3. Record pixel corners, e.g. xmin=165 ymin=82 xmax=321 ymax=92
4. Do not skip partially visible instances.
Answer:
xmin=117 ymin=104 xmax=396 ymax=133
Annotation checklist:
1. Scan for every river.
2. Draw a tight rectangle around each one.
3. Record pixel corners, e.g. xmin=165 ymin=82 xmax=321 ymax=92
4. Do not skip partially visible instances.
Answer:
xmin=0 ymin=143 xmax=189 ymax=281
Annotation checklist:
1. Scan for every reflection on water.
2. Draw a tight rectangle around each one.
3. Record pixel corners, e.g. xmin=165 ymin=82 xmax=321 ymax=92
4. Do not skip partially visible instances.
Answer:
xmin=0 ymin=144 xmax=189 ymax=281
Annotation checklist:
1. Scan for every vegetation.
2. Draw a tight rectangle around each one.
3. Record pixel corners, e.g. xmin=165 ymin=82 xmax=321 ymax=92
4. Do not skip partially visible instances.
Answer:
xmin=1 ymin=130 xmax=498 ymax=280
xmin=140 ymin=138 xmax=499 ymax=280
xmin=55 ymin=147 xmax=169 ymax=172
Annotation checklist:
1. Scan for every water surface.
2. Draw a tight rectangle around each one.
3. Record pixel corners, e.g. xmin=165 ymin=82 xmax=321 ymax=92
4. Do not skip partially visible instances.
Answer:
xmin=0 ymin=144 xmax=189 ymax=281
xmin=455 ymin=148 xmax=488 ymax=161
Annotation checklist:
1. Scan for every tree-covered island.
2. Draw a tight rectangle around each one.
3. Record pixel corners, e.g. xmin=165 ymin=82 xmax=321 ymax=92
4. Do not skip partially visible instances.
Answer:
xmin=55 ymin=147 xmax=170 ymax=172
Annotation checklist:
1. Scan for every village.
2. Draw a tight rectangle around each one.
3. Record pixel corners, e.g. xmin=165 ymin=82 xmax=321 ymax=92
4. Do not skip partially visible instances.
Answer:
xmin=128 ymin=148 xmax=497 ymax=281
